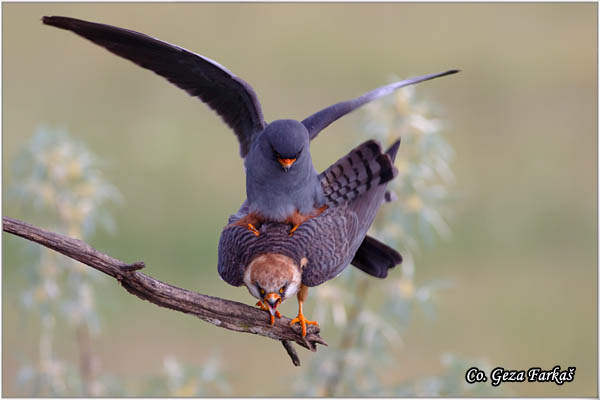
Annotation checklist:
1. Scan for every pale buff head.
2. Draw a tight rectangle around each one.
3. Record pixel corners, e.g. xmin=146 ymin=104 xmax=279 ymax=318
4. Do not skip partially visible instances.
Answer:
xmin=243 ymin=253 xmax=302 ymax=316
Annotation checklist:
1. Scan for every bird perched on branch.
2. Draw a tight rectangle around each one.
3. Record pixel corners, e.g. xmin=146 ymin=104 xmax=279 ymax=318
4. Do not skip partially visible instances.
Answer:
xmin=42 ymin=16 xmax=458 ymax=336
xmin=42 ymin=16 xmax=457 ymax=237
xmin=219 ymin=140 xmax=403 ymax=336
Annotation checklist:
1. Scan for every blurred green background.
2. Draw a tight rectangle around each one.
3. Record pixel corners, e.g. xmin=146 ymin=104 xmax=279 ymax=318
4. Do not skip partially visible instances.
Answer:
xmin=3 ymin=2 xmax=597 ymax=397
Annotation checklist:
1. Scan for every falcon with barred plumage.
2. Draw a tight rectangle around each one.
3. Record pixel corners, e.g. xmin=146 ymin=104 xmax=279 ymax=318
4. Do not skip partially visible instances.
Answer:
xmin=219 ymin=140 xmax=403 ymax=336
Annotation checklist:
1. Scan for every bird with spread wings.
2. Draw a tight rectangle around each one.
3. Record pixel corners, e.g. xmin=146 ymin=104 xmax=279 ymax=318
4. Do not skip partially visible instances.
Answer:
xmin=42 ymin=16 xmax=457 ymax=336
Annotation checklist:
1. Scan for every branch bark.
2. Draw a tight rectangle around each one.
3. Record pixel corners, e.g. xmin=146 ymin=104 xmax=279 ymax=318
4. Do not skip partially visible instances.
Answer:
xmin=3 ymin=216 xmax=326 ymax=365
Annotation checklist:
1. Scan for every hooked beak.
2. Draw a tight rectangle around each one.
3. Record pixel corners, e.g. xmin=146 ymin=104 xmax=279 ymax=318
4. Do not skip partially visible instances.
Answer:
xmin=277 ymin=157 xmax=296 ymax=171
xmin=264 ymin=292 xmax=281 ymax=315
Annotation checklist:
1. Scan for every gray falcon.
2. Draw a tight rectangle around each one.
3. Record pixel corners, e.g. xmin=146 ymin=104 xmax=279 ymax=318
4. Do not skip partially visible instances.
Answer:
xmin=42 ymin=16 xmax=458 ymax=236
xmin=219 ymin=139 xmax=404 ymax=336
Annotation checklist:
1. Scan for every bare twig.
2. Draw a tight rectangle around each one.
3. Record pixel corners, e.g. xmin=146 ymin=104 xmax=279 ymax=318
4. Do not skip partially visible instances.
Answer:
xmin=3 ymin=217 xmax=327 ymax=365
xmin=281 ymin=340 xmax=301 ymax=367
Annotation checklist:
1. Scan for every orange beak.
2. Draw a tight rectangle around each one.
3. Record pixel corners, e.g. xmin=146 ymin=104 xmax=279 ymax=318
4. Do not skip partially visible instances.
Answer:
xmin=277 ymin=157 xmax=296 ymax=171
xmin=264 ymin=292 xmax=282 ymax=313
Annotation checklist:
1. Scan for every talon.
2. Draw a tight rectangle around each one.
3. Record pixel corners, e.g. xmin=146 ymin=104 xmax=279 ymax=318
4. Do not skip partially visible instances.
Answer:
xmin=248 ymin=223 xmax=260 ymax=236
xmin=290 ymin=312 xmax=319 ymax=337
xmin=269 ymin=310 xmax=281 ymax=325
xmin=229 ymin=212 xmax=263 ymax=236
xmin=290 ymin=284 xmax=317 ymax=337
xmin=256 ymin=301 xmax=281 ymax=325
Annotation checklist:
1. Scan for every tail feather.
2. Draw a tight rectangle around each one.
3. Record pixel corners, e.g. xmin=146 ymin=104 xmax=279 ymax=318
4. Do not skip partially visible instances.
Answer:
xmin=320 ymin=140 xmax=397 ymax=207
xmin=351 ymin=235 xmax=402 ymax=278
xmin=385 ymin=139 xmax=401 ymax=160
xmin=349 ymin=139 xmax=403 ymax=278
xmin=384 ymin=190 xmax=398 ymax=203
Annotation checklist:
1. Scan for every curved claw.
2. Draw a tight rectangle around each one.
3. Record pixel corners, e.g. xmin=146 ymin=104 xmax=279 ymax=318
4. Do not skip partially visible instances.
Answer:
xmin=269 ymin=310 xmax=282 ymax=325
xmin=290 ymin=312 xmax=319 ymax=337
xmin=248 ymin=223 xmax=260 ymax=237
xmin=256 ymin=301 xmax=281 ymax=325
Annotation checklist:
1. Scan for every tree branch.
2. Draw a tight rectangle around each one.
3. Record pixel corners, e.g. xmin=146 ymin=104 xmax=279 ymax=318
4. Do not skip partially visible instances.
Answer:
xmin=3 ymin=216 xmax=327 ymax=366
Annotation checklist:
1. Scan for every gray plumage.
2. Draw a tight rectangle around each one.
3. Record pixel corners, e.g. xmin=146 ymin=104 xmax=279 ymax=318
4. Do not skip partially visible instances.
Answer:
xmin=218 ymin=140 xmax=402 ymax=287
xmin=42 ymin=16 xmax=266 ymax=158
xmin=320 ymin=139 xmax=396 ymax=207
xmin=42 ymin=15 xmax=458 ymax=222
xmin=244 ymin=120 xmax=324 ymax=220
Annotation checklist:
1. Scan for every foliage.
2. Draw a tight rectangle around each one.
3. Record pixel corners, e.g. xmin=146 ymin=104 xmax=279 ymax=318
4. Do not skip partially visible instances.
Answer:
xmin=294 ymin=84 xmax=495 ymax=396
xmin=12 ymin=127 xmax=229 ymax=397
xmin=11 ymin=85 xmax=492 ymax=396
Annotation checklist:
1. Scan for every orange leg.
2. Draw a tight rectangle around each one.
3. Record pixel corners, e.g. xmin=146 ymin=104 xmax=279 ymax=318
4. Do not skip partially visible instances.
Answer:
xmin=247 ymin=224 xmax=260 ymax=237
xmin=229 ymin=212 xmax=263 ymax=237
xmin=255 ymin=301 xmax=281 ymax=325
xmin=286 ymin=205 xmax=328 ymax=237
xmin=289 ymin=285 xmax=318 ymax=337
xmin=285 ymin=212 xmax=306 ymax=237
xmin=288 ymin=224 xmax=300 ymax=237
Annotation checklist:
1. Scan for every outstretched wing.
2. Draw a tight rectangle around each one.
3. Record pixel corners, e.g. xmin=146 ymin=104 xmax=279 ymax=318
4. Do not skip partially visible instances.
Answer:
xmin=43 ymin=16 xmax=266 ymax=157
xmin=302 ymin=70 xmax=459 ymax=140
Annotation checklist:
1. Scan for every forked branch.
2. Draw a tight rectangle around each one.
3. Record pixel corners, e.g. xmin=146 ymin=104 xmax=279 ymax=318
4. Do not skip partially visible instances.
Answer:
xmin=2 ymin=216 xmax=326 ymax=366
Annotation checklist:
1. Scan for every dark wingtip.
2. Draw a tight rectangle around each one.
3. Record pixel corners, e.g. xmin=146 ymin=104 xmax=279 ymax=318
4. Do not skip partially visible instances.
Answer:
xmin=42 ymin=16 xmax=66 ymax=28
xmin=42 ymin=16 xmax=58 ymax=25
xmin=391 ymin=252 xmax=403 ymax=268
xmin=385 ymin=139 xmax=401 ymax=161
xmin=42 ymin=16 xmax=82 ymax=31
xmin=429 ymin=69 xmax=460 ymax=81
xmin=351 ymin=236 xmax=403 ymax=278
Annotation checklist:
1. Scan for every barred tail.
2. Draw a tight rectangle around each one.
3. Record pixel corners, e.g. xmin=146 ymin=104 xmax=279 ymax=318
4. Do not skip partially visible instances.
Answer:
xmin=319 ymin=140 xmax=398 ymax=207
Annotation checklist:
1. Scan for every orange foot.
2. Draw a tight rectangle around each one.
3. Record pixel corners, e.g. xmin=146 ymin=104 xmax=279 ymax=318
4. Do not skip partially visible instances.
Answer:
xmin=286 ymin=205 xmax=328 ymax=237
xmin=290 ymin=312 xmax=319 ymax=337
xmin=248 ymin=223 xmax=260 ymax=237
xmin=255 ymin=301 xmax=281 ymax=325
xmin=229 ymin=212 xmax=263 ymax=237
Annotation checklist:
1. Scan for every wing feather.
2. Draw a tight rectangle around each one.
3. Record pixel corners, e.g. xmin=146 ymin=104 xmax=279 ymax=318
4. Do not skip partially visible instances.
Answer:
xmin=43 ymin=16 xmax=265 ymax=157
xmin=302 ymin=70 xmax=459 ymax=140
xmin=320 ymin=139 xmax=397 ymax=207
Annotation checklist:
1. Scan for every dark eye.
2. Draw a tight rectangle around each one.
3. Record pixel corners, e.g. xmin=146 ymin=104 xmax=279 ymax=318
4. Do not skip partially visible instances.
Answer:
xmin=270 ymin=145 xmax=281 ymax=159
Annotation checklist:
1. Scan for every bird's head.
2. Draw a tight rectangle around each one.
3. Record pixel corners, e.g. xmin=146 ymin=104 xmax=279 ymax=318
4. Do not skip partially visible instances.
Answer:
xmin=243 ymin=253 xmax=302 ymax=316
xmin=260 ymin=120 xmax=309 ymax=172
